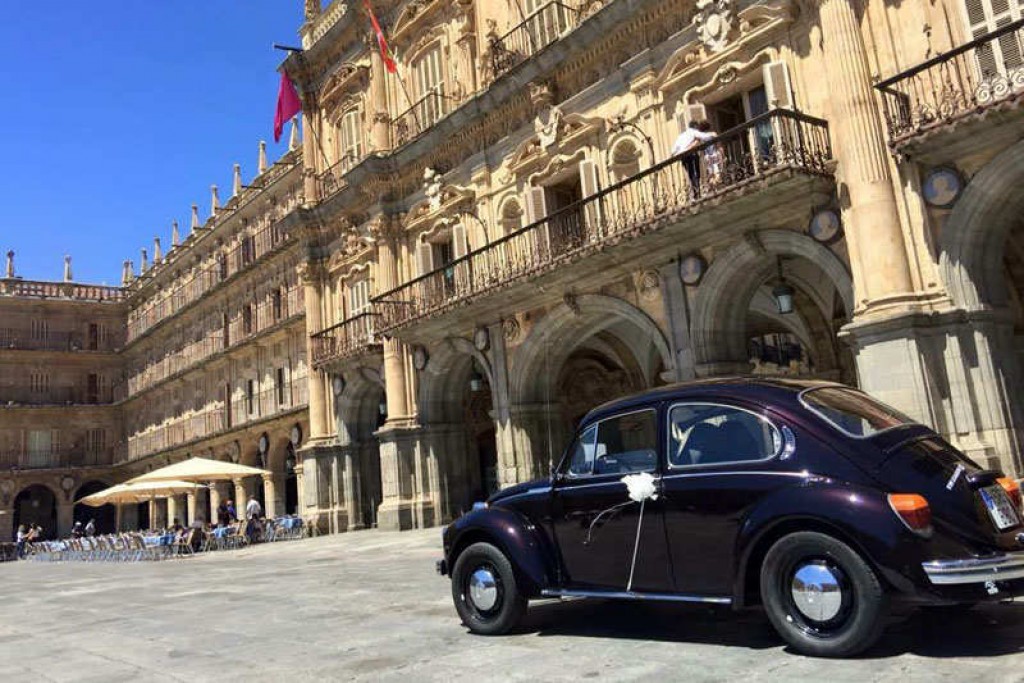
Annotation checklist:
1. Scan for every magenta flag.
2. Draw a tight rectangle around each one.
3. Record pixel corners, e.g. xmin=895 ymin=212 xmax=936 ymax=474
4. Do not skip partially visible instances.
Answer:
xmin=274 ymin=72 xmax=302 ymax=143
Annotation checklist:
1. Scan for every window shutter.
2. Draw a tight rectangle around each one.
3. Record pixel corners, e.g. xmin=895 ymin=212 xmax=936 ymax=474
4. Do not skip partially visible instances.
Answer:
xmin=763 ymin=61 xmax=794 ymax=109
xmin=417 ymin=240 xmax=434 ymax=275
xmin=523 ymin=186 xmax=547 ymax=224
xmin=579 ymin=158 xmax=603 ymax=236
xmin=451 ymin=222 xmax=468 ymax=259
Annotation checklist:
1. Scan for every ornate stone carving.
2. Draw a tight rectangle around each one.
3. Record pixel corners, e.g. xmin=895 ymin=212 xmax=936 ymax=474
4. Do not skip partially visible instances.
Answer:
xmin=502 ymin=316 xmax=521 ymax=342
xmin=534 ymin=104 xmax=564 ymax=152
xmin=695 ymin=0 xmax=736 ymax=53
xmin=637 ymin=270 xmax=661 ymax=299
xmin=423 ymin=167 xmax=443 ymax=211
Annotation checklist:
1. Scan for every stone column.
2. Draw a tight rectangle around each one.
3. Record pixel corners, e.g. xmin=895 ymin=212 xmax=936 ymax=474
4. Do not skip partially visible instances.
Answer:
xmin=818 ymin=0 xmax=913 ymax=313
xmin=367 ymin=39 xmax=391 ymax=152
xmin=301 ymin=108 xmax=319 ymax=202
xmin=301 ymin=262 xmax=330 ymax=441
xmin=374 ymin=221 xmax=411 ymax=424
xmin=208 ymin=485 xmax=221 ymax=524
xmin=263 ymin=474 xmax=285 ymax=519
xmin=166 ymin=495 xmax=178 ymax=526
xmin=233 ymin=480 xmax=246 ymax=518
xmin=186 ymin=493 xmax=197 ymax=526
xmin=57 ymin=500 xmax=74 ymax=538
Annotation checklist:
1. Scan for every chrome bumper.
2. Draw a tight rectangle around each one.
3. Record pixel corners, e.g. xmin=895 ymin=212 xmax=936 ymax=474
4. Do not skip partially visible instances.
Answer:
xmin=922 ymin=552 xmax=1024 ymax=585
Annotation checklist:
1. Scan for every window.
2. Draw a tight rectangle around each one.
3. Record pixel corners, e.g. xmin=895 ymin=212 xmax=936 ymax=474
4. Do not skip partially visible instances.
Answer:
xmin=801 ymin=387 xmax=915 ymax=439
xmin=246 ymin=380 xmax=256 ymax=415
xmin=30 ymin=372 xmax=49 ymax=394
xmin=565 ymin=409 xmax=658 ymax=477
xmin=963 ymin=0 xmax=1023 ymax=77
xmin=86 ymin=428 xmax=106 ymax=453
xmin=276 ymin=368 xmax=287 ymax=406
xmin=668 ymin=403 xmax=781 ymax=468
xmin=27 ymin=430 xmax=53 ymax=466
xmin=31 ymin=319 xmax=48 ymax=341
xmin=412 ymin=44 xmax=445 ymax=128
xmin=273 ymin=288 xmax=284 ymax=322
xmin=242 ymin=304 xmax=254 ymax=335
xmin=349 ymin=278 xmax=371 ymax=317
xmin=339 ymin=109 xmax=363 ymax=166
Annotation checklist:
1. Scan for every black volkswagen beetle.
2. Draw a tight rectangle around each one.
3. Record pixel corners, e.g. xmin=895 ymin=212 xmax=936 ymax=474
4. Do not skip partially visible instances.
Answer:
xmin=438 ymin=379 xmax=1024 ymax=657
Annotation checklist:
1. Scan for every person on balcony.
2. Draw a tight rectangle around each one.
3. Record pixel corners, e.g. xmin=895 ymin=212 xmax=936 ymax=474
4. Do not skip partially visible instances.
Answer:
xmin=672 ymin=120 xmax=715 ymax=198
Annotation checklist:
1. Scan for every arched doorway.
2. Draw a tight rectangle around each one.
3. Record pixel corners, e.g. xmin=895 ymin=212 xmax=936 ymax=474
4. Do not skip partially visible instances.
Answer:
xmin=689 ymin=230 xmax=855 ymax=383
xmin=74 ymin=480 xmax=116 ymax=535
xmin=13 ymin=485 xmax=57 ymax=539
xmin=285 ymin=442 xmax=298 ymax=515
xmin=335 ymin=370 xmax=386 ymax=528
xmin=510 ymin=294 xmax=674 ymax=479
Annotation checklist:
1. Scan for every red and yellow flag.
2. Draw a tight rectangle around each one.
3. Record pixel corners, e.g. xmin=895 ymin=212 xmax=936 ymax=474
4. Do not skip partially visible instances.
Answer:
xmin=363 ymin=0 xmax=397 ymax=73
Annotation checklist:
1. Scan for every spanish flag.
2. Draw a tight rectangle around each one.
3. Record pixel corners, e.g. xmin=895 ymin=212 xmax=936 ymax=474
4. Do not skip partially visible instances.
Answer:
xmin=364 ymin=0 xmax=398 ymax=74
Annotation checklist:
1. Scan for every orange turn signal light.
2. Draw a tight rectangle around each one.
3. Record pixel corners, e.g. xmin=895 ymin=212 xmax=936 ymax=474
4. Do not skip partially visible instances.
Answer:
xmin=997 ymin=477 xmax=1022 ymax=510
xmin=888 ymin=493 xmax=932 ymax=533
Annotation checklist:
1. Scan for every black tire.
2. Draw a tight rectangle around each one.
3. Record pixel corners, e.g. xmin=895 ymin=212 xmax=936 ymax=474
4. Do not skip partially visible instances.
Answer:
xmin=451 ymin=541 xmax=527 ymax=635
xmin=760 ymin=531 xmax=888 ymax=657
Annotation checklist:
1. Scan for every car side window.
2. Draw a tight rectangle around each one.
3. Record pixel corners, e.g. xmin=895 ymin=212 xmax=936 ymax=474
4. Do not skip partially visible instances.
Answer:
xmin=567 ymin=425 xmax=598 ymax=476
xmin=668 ymin=403 xmax=780 ymax=468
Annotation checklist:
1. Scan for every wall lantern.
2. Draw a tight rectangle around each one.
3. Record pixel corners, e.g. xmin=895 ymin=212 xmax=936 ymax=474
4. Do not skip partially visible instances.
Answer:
xmin=772 ymin=257 xmax=795 ymax=315
xmin=469 ymin=370 xmax=485 ymax=393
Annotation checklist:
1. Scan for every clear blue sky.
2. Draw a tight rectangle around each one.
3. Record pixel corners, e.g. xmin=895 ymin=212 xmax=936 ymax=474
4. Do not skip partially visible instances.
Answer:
xmin=0 ymin=3 xmax=306 ymax=285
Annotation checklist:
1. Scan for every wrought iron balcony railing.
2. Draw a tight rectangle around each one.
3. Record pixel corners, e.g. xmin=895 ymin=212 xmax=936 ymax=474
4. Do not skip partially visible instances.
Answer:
xmin=310 ymin=311 xmax=380 ymax=368
xmin=1 ymin=386 xmax=115 ymax=407
xmin=391 ymin=88 xmax=456 ymax=148
xmin=0 ymin=447 xmax=115 ymax=470
xmin=489 ymin=1 xmax=582 ymax=79
xmin=316 ymin=152 xmax=361 ymax=201
xmin=876 ymin=18 xmax=1024 ymax=145
xmin=373 ymin=109 xmax=832 ymax=334
xmin=0 ymin=329 xmax=119 ymax=353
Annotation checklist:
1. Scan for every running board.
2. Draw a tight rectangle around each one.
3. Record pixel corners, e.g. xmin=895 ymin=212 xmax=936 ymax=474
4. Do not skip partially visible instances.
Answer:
xmin=541 ymin=588 xmax=731 ymax=605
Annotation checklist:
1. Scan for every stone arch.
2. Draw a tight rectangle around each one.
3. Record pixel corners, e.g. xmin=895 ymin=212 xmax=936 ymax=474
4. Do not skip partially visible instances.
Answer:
xmin=335 ymin=367 xmax=386 ymax=445
xmin=939 ymin=140 xmax=1024 ymax=311
xmin=13 ymin=483 xmax=58 ymax=539
xmin=73 ymin=480 xmax=116 ymax=535
xmin=418 ymin=337 xmax=493 ymax=425
xmin=511 ymin=294 xmax=673 ymax=406
xmin=690 ymin=230 xmax=853 ymax=371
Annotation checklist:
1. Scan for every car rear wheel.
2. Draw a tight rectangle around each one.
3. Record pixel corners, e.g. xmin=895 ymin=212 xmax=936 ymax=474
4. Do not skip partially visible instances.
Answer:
xmin=760 ymin=531 xmax=888 ymax=657
xmin=451 ymin=541 xmax=527 ymax=635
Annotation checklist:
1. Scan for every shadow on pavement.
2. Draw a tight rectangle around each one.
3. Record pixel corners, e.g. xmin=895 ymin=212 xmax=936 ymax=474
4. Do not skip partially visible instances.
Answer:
xmin=518 ymin=598 xmax=1024 ymax=658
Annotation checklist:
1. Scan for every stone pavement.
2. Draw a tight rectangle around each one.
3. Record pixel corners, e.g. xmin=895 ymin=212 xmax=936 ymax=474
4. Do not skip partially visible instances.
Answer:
xmin=1 ymin=528 xmax=1023 ymax=682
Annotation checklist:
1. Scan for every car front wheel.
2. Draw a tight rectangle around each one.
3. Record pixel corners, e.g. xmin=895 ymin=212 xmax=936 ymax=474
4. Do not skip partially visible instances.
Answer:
xmin=760 ymin=531 xmax=888 ymax=657
xmin=451 ymin=541 xmax=527 ymax=635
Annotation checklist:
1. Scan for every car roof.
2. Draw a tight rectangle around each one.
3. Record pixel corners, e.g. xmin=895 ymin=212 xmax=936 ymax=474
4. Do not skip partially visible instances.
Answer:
xmin=581 ymin=377 xmax=843 ymax=425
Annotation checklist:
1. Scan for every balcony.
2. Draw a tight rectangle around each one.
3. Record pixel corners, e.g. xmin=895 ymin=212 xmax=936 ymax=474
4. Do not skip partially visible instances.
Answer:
xmin=374 ymin=110 xmax=833 ymax=337
xmin=1 ymin=387 xmax=115 ymax=407
xmin=120 ymin=285 xmax=304 ymax=400
xmin=876 ymin=19 xmax=1024 ymax=156
xmin=0 ymin=329 xmax=111 ymax=353
xmin=391 ymin=89 xmax=457 ymax=149
xmin=488 ymin=1 xmax=583 ymax=80
xmin=0 ymin=278 xmax=123 ymax=302
xmin=310 ymin=312 xmax=380 ymax=369
xmin=0 ymin=447 xmax=115 ymax=470
xmin=125 ymin=376 xmax=308 ymax=461
xmin=316 ymin=153 xmax=361 ymax=201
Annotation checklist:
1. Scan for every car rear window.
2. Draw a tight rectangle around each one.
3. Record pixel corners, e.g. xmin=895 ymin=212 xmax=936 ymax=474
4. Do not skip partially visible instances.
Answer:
xmin=801 ymin=387 xmax=915 ymax=438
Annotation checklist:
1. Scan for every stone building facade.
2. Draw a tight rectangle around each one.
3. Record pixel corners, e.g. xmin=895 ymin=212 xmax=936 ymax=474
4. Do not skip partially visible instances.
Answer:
xmin=2 ymin=0 xmax=1022 ymax=538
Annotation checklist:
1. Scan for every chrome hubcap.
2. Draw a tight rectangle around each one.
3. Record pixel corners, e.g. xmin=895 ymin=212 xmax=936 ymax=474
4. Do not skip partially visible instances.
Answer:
xmin=468 ymin=567 xmax=499 ymax=611
xmin=790 ymin=561 xmax=843 ymax=622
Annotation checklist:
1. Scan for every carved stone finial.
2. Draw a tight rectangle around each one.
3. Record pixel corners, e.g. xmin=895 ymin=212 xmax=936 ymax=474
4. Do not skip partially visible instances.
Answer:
xmin=304 ymin=0 xmax=321 ymax=21
xmin=289 ymin=117 xmax=300 ymax=151
xmin=190 ymin=204 xmax=201 ymax=233
xmin=4 ymin=251 xmax=13 ymax=279
xmin=121 ymin=259 xmax=133 ymax=285
xmin=258 ymin=140 xmax=268 ymax=174
xmin=140 ymin=248 xmax=149 ymax=273
xmin=171 ymin=220 xmax=181 ymax=247
xmin=153 ymin=237 xmax=163 ymax=264
xmin=63 ymin=255 xmax=73 ymax=283
xmin=233 ymin=164 xmax=243 ymax=197
xmin=211 ymin=185 xmax=221 ymax=215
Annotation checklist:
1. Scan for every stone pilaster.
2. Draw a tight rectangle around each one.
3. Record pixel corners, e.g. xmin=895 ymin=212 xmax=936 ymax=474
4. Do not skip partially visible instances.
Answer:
xmin=367 ymin=41 xmax=391 ymax=153
xmin=57 ymin=500 xmax=74 ymax=538
xmin=301 ymin=262 xmax=331 ymax=442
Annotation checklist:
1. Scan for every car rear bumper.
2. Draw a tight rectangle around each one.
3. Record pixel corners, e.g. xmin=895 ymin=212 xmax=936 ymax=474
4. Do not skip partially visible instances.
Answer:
xmin=923 ymin=551 xmax=1024 ymax=585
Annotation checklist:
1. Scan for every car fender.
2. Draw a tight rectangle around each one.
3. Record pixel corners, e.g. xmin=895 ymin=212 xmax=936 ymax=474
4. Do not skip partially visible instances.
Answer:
xmin=445 ymin=506 xmax=555 ymax=597
xmin=732 ymin=479 xmax=920 ymax=605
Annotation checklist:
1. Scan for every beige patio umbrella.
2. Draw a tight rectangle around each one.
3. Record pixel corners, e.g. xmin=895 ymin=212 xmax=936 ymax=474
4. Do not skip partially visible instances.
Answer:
xmin=127 ymin=457 xmax=269 ymax=484
xmin=77 ymin=480 xmax=201 ymax=506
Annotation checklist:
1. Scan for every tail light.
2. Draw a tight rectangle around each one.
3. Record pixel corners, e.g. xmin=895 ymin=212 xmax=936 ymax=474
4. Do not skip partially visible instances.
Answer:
xmin=888 ymin=493 xmax=932 ymax=535
xmin=997 ymin=477 xmax=1022 ymax=510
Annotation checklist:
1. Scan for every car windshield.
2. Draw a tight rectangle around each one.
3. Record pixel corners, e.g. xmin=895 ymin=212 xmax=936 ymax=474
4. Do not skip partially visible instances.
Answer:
xmin=801 ymin=386 xmax=916 ymax=438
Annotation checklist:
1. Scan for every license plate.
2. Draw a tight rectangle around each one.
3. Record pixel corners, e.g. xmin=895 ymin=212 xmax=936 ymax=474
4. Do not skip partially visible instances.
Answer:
xmin=979 ymin=485 xmax=1020 ymax=531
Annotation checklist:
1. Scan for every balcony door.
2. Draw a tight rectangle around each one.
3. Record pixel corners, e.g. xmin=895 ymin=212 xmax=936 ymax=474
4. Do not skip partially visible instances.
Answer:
xmin=963 ymin=0 xmax=1024 ymax=79
xmin=412 ymin=45 xmax=445 ymax=129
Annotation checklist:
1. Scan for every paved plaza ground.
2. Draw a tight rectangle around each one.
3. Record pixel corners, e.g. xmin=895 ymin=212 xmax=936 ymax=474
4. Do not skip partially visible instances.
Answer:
xmin=1 ymin=529 xmax=1023 ymax=682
